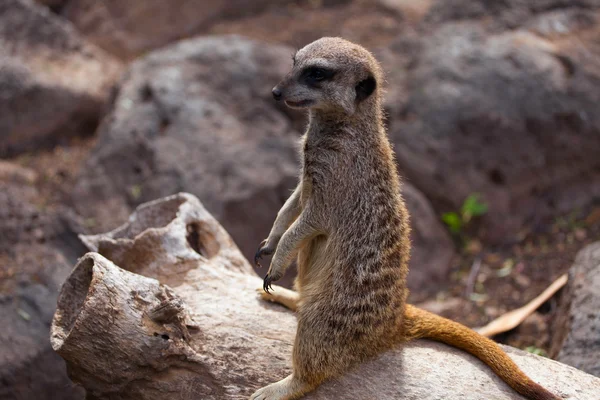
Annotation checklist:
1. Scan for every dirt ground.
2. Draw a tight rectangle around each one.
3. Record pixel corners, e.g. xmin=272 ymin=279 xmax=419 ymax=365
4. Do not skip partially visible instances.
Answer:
xmin=438 ymin=205 xmax=600 ymax=352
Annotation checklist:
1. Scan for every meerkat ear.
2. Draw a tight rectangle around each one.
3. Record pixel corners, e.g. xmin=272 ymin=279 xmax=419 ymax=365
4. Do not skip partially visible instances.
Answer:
xmin=355 ymin=75 xmax=376 ymax=102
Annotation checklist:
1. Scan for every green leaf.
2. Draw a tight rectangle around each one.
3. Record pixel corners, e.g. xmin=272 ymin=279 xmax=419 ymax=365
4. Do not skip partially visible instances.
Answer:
xmin=130 ymin=184 xmax=142 ymax=200
xmin=461 ymin=193 xmax=488 ymax=217
xmin=442 ymin=212 xmax=462 ymax=233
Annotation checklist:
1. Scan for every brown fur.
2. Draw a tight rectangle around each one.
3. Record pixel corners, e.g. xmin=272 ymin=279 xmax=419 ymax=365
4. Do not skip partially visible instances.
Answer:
xmin=250 ymin=37 xmax=559 ymax=400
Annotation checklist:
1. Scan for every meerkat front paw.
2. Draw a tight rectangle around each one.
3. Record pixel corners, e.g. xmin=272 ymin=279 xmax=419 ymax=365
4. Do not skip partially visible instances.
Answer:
xmin=254 ymin=238 xmax=277 ymax=268
xmin=262 ymin=270 xmax=283 ymax=293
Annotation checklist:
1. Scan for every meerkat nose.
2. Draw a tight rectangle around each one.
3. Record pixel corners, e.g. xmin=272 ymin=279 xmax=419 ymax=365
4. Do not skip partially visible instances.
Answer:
xmin=272 ymin=87 xmax=283 ymax=101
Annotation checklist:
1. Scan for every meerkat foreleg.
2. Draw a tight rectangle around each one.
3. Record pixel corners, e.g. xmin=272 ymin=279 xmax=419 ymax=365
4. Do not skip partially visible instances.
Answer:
xmin=255 ymin=185 xmax=301 ymax=265
xmin=263 ymin=207 xmax=320 ymax=291
xmin=262 ymin=214 xmax=318 ymax=292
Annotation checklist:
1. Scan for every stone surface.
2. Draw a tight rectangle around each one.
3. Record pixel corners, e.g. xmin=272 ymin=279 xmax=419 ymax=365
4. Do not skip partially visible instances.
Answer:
xmin=51 ymin=0 xmax=294 ymax=59
xmin=52 ymin=193 xmax=600 ymax=399
xmin=382 ymin=5 xmax=600 ymax=242
xmin=0 ymin=0 xmax=123 ymax=157
xmin=0 ymin=178 xmax=86 ymax=399
xmin=551 ymin=242 xmax=600 ymax=377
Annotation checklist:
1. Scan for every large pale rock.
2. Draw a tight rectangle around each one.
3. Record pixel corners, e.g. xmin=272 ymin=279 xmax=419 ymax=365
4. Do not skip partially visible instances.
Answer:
xmin=0 ymin=178 xmax=85 ymax=399
xmin=49 ymin=0 xmax=294 ymax=59
xmin=551 ymin=242 xmax=600 ymax=377
xmin=52 ymin=193 xmax=600 ymax=399
xmin=383 ymin=5 xmax=600 ymax=242
xmin=0 ymin=0 xmax=123 ymax=157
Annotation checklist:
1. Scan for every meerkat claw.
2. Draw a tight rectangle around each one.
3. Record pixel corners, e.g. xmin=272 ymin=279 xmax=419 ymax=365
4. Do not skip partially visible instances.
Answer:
xmin=263 ymin=273 xmax=274 ymax=293
xmin=254 ymin=239 xmax=274 ymax=267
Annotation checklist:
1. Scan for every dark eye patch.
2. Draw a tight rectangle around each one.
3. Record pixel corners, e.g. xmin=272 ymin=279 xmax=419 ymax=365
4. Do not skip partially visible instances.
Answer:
xmin=300 ymin=66 xmax=336 ymax=87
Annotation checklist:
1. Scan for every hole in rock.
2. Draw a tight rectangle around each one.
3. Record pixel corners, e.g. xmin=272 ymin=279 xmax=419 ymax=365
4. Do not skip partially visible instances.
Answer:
xmin=488 ymin=169 xmax=506 ymax=186
xmin=186 ymin=222 xmax=219 ymax=259
xmin=154 ymin=333 xmax=170 ymax=341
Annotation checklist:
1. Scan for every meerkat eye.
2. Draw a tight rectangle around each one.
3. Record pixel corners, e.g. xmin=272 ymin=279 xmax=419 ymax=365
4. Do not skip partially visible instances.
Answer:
xmin=301 ymin=67 xmax=335 ymax=86
xmin=309 ymin=69 xmax=326 ymax=80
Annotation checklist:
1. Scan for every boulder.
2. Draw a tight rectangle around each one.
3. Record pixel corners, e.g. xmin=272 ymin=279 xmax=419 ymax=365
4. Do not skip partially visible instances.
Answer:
xmin=51 ymin=193 xmax=600 ymax=399
xmin=551 ymin=242 xmax=600 ymax=377
xmin=0 ymin=173 xmax=86 ymax=399
xmin=383 ymin=7 xmax=600 ymax=242
xmin=72 ymin=35 xmax=300 ymax=268
xmin=48 ymin=0 xmax=295 ymax=59
xmin=0 ymin=0 xmax=122 ymax=157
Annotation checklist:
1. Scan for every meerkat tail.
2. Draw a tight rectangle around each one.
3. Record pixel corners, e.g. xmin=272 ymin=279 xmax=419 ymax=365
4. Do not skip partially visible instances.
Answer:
xmin=402 ymin=305 xmax=560 ymax=400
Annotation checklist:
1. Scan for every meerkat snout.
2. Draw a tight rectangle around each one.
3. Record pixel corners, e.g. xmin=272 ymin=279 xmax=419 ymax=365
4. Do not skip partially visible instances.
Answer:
xmin=272 ymin=87 xmax=282 ymax=101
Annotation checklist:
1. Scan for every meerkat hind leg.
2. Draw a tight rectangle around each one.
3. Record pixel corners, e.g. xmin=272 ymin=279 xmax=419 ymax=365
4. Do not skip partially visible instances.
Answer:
xmin=250 ymin=374 xmax=312 ymax=400
xmin=256 ymin=285 xmax=299 ymax=311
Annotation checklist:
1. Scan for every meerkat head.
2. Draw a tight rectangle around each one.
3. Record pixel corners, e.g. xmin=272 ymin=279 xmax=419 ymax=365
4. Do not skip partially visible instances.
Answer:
xmin=272 ymin=37 xmax=383 ymax=116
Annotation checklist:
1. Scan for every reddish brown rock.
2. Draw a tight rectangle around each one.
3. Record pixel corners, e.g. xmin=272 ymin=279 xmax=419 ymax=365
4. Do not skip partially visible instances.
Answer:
xmin=383 ymin=6 xmax=600 ymax=242
xmin=0 ymin=0 xmax=122 ymax=157
xmin=0 ymin=178 xmax=86 ymax=400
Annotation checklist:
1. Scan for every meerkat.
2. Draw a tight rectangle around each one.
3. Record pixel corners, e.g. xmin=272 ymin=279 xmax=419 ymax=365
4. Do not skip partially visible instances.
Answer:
xmin=250 ymin=37 xmax=559 ymax=400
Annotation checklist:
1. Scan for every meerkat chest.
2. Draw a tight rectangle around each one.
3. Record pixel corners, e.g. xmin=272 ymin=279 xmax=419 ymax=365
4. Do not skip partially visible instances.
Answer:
xmin=301 ymin=134 xmax=343 ymax=194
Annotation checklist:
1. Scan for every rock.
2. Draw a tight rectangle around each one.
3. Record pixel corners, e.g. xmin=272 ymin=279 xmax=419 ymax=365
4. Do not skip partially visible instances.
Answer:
xmin=72 ymin=35 xmax=300 ymax=268
xmin=551 ymin=242 xmax=600 ymax=377
xmin=0 ymin=245 xmax=85 ymax=400
xmin=0 ymin=181 xmax=86 ymax=400
xmin=52 ymin=193 xmax=600 ymax=399
xmin=78 ymin=192 xmax=251 ymax=285
xmin=384 ymin=7 xmax=600 ymax=243
xmin=0 ymin=0 xmax=123 ymax=157
xmin=402 ymin=183 xmax=455 ymax=300
xmin=51 ymin=0 xmax=295 ymax=59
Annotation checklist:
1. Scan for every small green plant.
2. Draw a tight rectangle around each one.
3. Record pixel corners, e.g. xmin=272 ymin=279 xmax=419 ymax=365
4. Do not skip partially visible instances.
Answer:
xmin=524 ymin=346 xmax=547 ymax=357
xmin=129 ymin=184 xmax=143 ymax=200
xmin=442 ymin=193 xmax=488 ymax=234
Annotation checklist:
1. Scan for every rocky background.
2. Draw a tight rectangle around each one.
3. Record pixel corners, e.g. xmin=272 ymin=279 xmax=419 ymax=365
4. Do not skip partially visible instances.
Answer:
xmin=1 ymin=0 xmax=599 ymax=399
